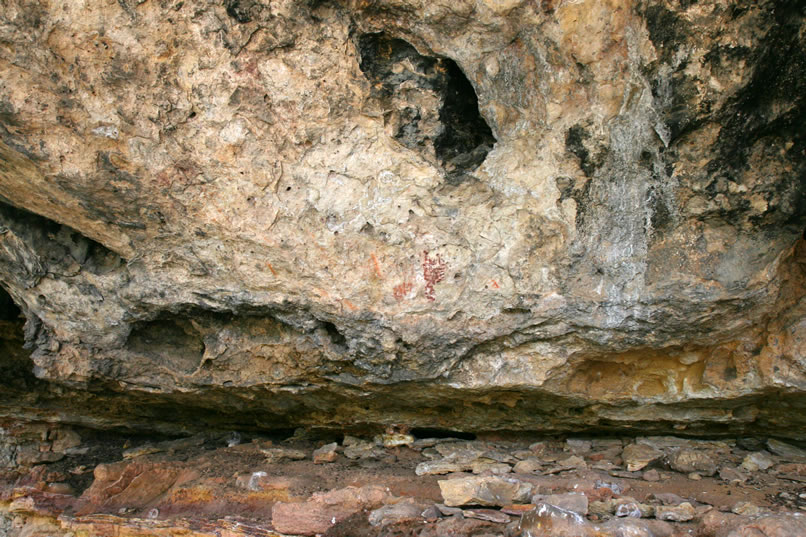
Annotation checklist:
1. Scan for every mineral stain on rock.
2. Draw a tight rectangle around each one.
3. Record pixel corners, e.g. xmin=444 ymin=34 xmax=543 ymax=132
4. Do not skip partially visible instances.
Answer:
xmin=564 ymin=124 xmax=605 ymax=178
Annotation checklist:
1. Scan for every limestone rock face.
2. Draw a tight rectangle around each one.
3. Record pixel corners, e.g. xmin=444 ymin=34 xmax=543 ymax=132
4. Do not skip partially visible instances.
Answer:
xmin=0 ymin=0 xmax=804 ymax=435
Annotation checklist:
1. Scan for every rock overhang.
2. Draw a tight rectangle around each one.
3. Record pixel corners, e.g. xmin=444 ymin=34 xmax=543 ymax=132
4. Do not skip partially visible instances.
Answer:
xmin=0 ymin=0 xmax=803 ymax=437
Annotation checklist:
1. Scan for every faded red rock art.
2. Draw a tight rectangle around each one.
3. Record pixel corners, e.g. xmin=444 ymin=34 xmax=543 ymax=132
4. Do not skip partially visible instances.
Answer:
xmin=393 ymin=282 xmax=414 ymax=301
xmin=422 ymin=251 xmax=447 ymax=301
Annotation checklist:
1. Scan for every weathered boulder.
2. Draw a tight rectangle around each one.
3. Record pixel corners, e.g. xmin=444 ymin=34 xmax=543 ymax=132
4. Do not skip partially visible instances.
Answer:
xmin=0 ymin=0 xmax=804 ymax=435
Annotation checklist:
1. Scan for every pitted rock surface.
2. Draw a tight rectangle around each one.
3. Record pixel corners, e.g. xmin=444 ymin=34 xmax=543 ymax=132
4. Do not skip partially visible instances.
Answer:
xmin=0 ymin=0 xmax=804 ymax=436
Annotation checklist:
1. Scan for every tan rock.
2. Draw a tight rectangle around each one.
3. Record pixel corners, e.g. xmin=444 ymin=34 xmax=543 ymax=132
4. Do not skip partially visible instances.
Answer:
xmin=698 ymin=510 xmax=745 ymax=537
xmin=519 ymin=503 xmax=592 ymax=537
xmin=261 ymin=447 xmax=307 ymax=463
xmin=520 ymin=504 xmax=665 ymax=537
xmin=513 ymin=458 xmax=543 ymax=474
xmin=557 ymin=455 xmax=587 ymax=469
xmin=470 ymin=460 xmax=512 ymax=475
xmin=642 ymin=469 xmax=660 ymax=482
xmin=776 ymin=462 xmax=806 ymax=475
xmin=415 ymin=459 xmax=467 ymax=476
xmin=668 ymin=449 xmax=717 ymax=476
xmin=741 ymin=452 xmax=775 ymax=472
xmin=655 ymin=502 xmax=696 ymax=522
xmin=272 ymin=485 xmax=392 ymax=536
xmin=438 ymin=476 xmax=532 ymax=507
xmin=622 ymin=444 xmax=664 ymax=472
xmin=599 ymin=519 xmax=674 ymax=537
xmin=313 ymin=442 xmax=338 ymax=464
xmin=271 ymin=502 xmax=351 ymax=536
xmin=532 ymin=493 xmax=589 ymax=515
xmin=726 ymin=513 xmax=806 ymax=537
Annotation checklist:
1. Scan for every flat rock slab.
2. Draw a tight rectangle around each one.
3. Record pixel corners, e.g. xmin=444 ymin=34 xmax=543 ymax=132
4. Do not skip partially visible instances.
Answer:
xmin=272 ymin=485 xmax=392 ymax=535
xmin=622 ymin=444 xmax=664 ymax=472
xmin=438 ymin=476 xmax=532 ymax=507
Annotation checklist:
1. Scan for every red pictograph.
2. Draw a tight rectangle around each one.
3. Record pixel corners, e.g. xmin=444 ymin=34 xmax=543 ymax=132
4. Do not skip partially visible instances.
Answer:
xmin=422 ymin=251 xmax=447 ymax=301
xmin=393 ymin=282 xmax=413 ymax=301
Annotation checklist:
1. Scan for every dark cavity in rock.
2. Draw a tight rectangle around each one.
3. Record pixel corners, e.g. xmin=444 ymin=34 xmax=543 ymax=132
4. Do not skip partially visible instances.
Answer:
xmin=357 ymin=33 xmax=495 ymax=183
xmin=0 ymin=286 xmax=37 ymax=391
xmin=319 ymin=320 xmax=347 ymax=349
xmin=0 ymin=287 xmax=21 ymax=322
xmin=127 ymin=317 xmax=205 ymax=375
xmin=410 ymin=428 xmax=476 ymax=440
xmin=0 ymin=199 xmax=123 ymax=280
xmin=225 ymin=0 xmax=257 ymax=23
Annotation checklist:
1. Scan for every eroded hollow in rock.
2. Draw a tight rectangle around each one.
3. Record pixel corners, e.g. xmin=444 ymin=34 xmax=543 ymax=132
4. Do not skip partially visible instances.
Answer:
xmin=357 ymin=33 xmax=495 ymax=182
xmin=0 ymin=287 xmax=35 ymax=391
xmin=127 ymin=317 xmax=205 ymax=375
xmin=0 ymin=200 xmax=123 ymax=277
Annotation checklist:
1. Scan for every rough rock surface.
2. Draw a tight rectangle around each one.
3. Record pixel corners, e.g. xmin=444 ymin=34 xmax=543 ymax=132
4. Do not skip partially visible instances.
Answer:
xmin=0 ymin=0 xmax=805 ymax=436
xmin=1 ymin=428 xmax=805 ymax=537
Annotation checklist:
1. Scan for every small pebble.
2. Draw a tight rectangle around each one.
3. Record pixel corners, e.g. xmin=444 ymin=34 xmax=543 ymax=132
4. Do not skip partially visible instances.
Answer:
xmin=642 ymin=469 xmax=660 ymax=482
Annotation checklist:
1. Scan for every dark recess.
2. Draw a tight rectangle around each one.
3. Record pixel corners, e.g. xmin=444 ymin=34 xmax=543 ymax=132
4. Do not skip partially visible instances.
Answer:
xmin=0 ymin=199 xmax=123 ymax=277
xmin=320 ymin=320 xmax=347 ymax=348
xmin=434 ymin=60 xmax=496 ymax=181
xmin=357 ymin=33 xmax=495 ymax=183
xmin=225 ymin=0 xmax=257 ymax=23
xmin=127 ymin=317 xmax=205 ymax=374
xmin=0 ymin=286 xmax=21 ymax=321
xmin=410 ymin=428 xmax=476 ymax=440
xmin=0 ymin=286 xmax=36 ymax=390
